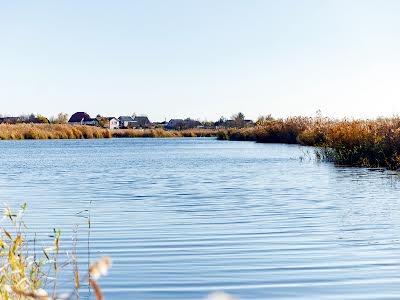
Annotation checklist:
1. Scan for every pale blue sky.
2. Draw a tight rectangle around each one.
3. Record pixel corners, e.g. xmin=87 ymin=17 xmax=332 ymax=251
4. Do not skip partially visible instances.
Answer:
xmin=1 ymin=1 xmax=400 ymax=121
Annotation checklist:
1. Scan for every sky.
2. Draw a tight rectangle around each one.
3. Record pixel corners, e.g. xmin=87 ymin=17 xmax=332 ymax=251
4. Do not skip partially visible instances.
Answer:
xmin=1 ymin=0 xmax=400 ymax=121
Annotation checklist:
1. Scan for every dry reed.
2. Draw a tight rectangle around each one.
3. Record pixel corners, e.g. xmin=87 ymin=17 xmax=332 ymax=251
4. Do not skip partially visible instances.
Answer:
xmin=217 ymin=116 xmax=400 ymax=170
xmin=0 ymin=204 xmax=111 ymax=300
xmin=0 ymin=124 xmax=217 ymax=140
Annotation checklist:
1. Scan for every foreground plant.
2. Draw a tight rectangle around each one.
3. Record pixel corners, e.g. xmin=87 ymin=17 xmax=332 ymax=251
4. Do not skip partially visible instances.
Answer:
xmin=0 ymin=204 xmax=111 ymax=300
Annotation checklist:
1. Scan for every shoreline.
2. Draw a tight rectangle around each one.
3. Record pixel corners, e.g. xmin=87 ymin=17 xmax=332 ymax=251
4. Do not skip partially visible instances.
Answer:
xmin=0 ymin=124 xmax=219 ymax=140
xmin=4 ymin=118 xmax=400 ymax=171
xmin=216 ymin=116 xmax=400 ymax=170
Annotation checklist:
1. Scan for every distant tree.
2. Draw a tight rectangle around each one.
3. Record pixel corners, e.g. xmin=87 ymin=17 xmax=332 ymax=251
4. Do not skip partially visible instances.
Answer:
xmin=96 ymin=115 xmax=109 ymax=128
xmin=256 ymin=114 xmax=274 ymax=126
xmin=216 ymin=116 xmax=226 ymax=126
xmin=232 ymin=112 xmax=245 ymax=128
xmin=17 ymin=114 xmax=33 ymax=123
xmin=202 ymin=120 xmax=214 ymax=128
xmin=52 ymin=113 xmax=69 ymax=124
xmin=35 ymin=115 xmax=50 ymax=123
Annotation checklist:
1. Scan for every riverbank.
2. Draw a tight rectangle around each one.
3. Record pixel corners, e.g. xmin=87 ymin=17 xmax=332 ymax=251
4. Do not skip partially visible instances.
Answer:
xmin=217 ymin=116 xmax=400 ymax=170
xmin=0 ymin=124 xmax=218 ymax=140
xmin=4 ymin=119 xmax=400 ymax=170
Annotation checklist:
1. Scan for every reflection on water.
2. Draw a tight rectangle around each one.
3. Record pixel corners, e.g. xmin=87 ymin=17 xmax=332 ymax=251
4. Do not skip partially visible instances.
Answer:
xmin=0 ymin=138 xmax=400 ymax=299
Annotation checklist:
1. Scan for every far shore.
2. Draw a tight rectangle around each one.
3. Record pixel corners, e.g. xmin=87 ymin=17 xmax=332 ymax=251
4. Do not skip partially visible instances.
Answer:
xmin=0 ymin=123 xmax=219 ymax=140
xmin=3 ymin=116 xmax=400 ymax=171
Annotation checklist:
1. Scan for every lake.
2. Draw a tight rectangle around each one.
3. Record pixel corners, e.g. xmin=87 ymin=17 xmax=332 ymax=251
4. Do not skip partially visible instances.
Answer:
xmin=0 ymin=138 xmax=400 ymax=299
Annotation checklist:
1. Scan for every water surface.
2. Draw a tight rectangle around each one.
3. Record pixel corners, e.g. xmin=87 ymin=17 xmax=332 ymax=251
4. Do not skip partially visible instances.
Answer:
xmin=0 ymin=138 xmax=400 ymax=299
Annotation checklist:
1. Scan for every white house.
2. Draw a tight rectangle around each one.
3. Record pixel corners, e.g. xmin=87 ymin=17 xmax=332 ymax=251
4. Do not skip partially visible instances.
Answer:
xmin=108 ymin=117 xmax=120 ymax=130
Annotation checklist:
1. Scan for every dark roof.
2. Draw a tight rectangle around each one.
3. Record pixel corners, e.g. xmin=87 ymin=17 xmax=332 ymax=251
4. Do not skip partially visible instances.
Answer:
xmin=107 ymin=117 xmax=118 ymax=121
xmin=69 ymin=112 xmax=92 ymax=123
xmin=0 ymin=117 xmax=22 ymax=124
xmin=134 ymin=116 xmax=151 ymax=125
xmin=168 ymin=119 xmax=183 ymax=124
xmin=118 ymin=116 xmax=135 ymax=122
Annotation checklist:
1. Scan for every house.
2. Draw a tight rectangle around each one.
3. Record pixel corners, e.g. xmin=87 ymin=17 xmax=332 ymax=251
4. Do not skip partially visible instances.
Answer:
xmin=153 ymin=121 xmax=167 ymax=128
xmin=244 ymin=119 xmax=254 ymax=127
xmin=118 ymin=116 xmax=137 ymax=129
xmin=95 ymin=115 xmax=120 ymax=129
xmin=166 ymin=118 xmax=201 ymax=130
xmin=165 ymin=119 xmax=184 ymax=130
xmin=108 ymin=117 xmax=120 ymax=130
xmin=68 ymin=112 xmax=99 ymax=126
xmin=222 ymin=119 xmax=254 ymax=128
xmin=0 ymin=117 xmax=23 ymax=124
xmin=133 ymin=116 xmax=152 ymax=128
xmin=224 ymin=120 xmax=235 ymax=128
xmin=182 ymin=118 xmax=201 ymax=129
xmin=0 ymin=116 xmax=49 ymax=124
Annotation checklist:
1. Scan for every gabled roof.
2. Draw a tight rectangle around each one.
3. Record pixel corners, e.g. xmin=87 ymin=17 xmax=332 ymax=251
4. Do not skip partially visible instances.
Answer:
xmin=69 ymin=112 xmax=92 ymax=123
xmin=118 ymin=116 xmax=135 ymax=122
xmin=108 ymin=117 xmax=118 ymax=121
xmin=0 ymin=117 xmax=22 ymax=124
xmin=134 ymin=116 xmax=150 ymax=122
xmin=168 ymin=119 xmax=184 ymax=124
xmin=134 ymin=116 xmax=151 ymax=126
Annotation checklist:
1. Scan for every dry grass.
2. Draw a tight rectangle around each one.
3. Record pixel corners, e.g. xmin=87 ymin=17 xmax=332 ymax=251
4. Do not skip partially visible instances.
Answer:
xmin=0 ymin=124 xmax=218 ymax=140
xmin=311 ymin=118 xmax=400 ymax=169
xmin=5 ymin=120 xmax=400 ymax=169
xmin=0 ymin=124 xmax=111 ymax=140
xmin=112 ymin=128 xmax=217 ymax=138
xmin=0 ymin=204 xmax=111 ymax=300
xmin=218 ymin=116 xmax=400 ymax=170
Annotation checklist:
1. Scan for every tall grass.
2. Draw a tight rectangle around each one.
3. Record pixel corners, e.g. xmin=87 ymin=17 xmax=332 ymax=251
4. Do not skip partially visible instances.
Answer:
xmin=5 ymin=120 xmax=400 ymax=169
xmin=0 ymin=124 xmax=111 ymax=140
xmin=0 ymin=124 xmax=217 ymax=140
xmin=0 ymin=204 xmax=111 ymax=300
xmin=217 ymin=116 xmax=400 ymax=170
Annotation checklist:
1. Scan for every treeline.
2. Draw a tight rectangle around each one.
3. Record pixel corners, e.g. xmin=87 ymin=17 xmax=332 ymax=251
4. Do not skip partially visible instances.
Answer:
xmin=217 ymin=115 xmax=400 ymax=170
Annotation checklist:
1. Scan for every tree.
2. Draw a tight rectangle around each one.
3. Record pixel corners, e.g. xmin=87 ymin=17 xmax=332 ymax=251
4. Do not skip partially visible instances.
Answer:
xmin=52 ymin=113 xmax=69 ymax=124
xmin=256 ymin=114 xmax=274 ymax=126
xmin=96 ymin=115 xmax=109 ymax=128
xmin=216 ymin=116 xmax=226 ymax=126
xmin=232 ymin=112 xmax=245 ymax=128
xmin=35 ymin=115 xmax=50 ymax=124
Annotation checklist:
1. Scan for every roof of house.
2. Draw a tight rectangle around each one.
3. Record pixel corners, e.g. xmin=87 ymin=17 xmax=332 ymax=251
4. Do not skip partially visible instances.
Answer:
xmin=108 ymin=117 xmax=118 ymax=121
xmin=0 ymin=117 xmax=21 ymax=124
xmin=168 ymin=119 xmax=184 ymax=124
xmin=183 ymin=118 xmax=201 ymax=124
xmin=118 ymin=116 xmax=135 ymax=122
xmin=134 ymin=116 xmax=151 ymax=125
xmin=69 ymin=112 xmax=92 ymax=123
xmin=135 ymin=116 xmax=150 ymax=122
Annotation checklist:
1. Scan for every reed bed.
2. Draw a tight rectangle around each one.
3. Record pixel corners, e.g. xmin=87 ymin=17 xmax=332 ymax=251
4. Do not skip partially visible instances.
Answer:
xmin=0 ymin=203 xmax=111 ymax=300
xmin=0 ymin=124 xmax=111 ymax=140
xmin=112 ymin=128 xmax=217 ymax=138
xmin=217 ymin=116 xmax=400 ymax=170
xmin=0 ymin=124 xmax=218 ymax=140
xmin=5 ymin=120 xmax=400 ymax=169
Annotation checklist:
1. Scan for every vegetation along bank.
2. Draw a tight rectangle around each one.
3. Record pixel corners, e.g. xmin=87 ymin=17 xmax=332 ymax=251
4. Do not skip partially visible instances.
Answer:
xmin=3 ymin=115 xmax=400 ymax=170
xmin=217 ymin=115 xmax=400 ymax=170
